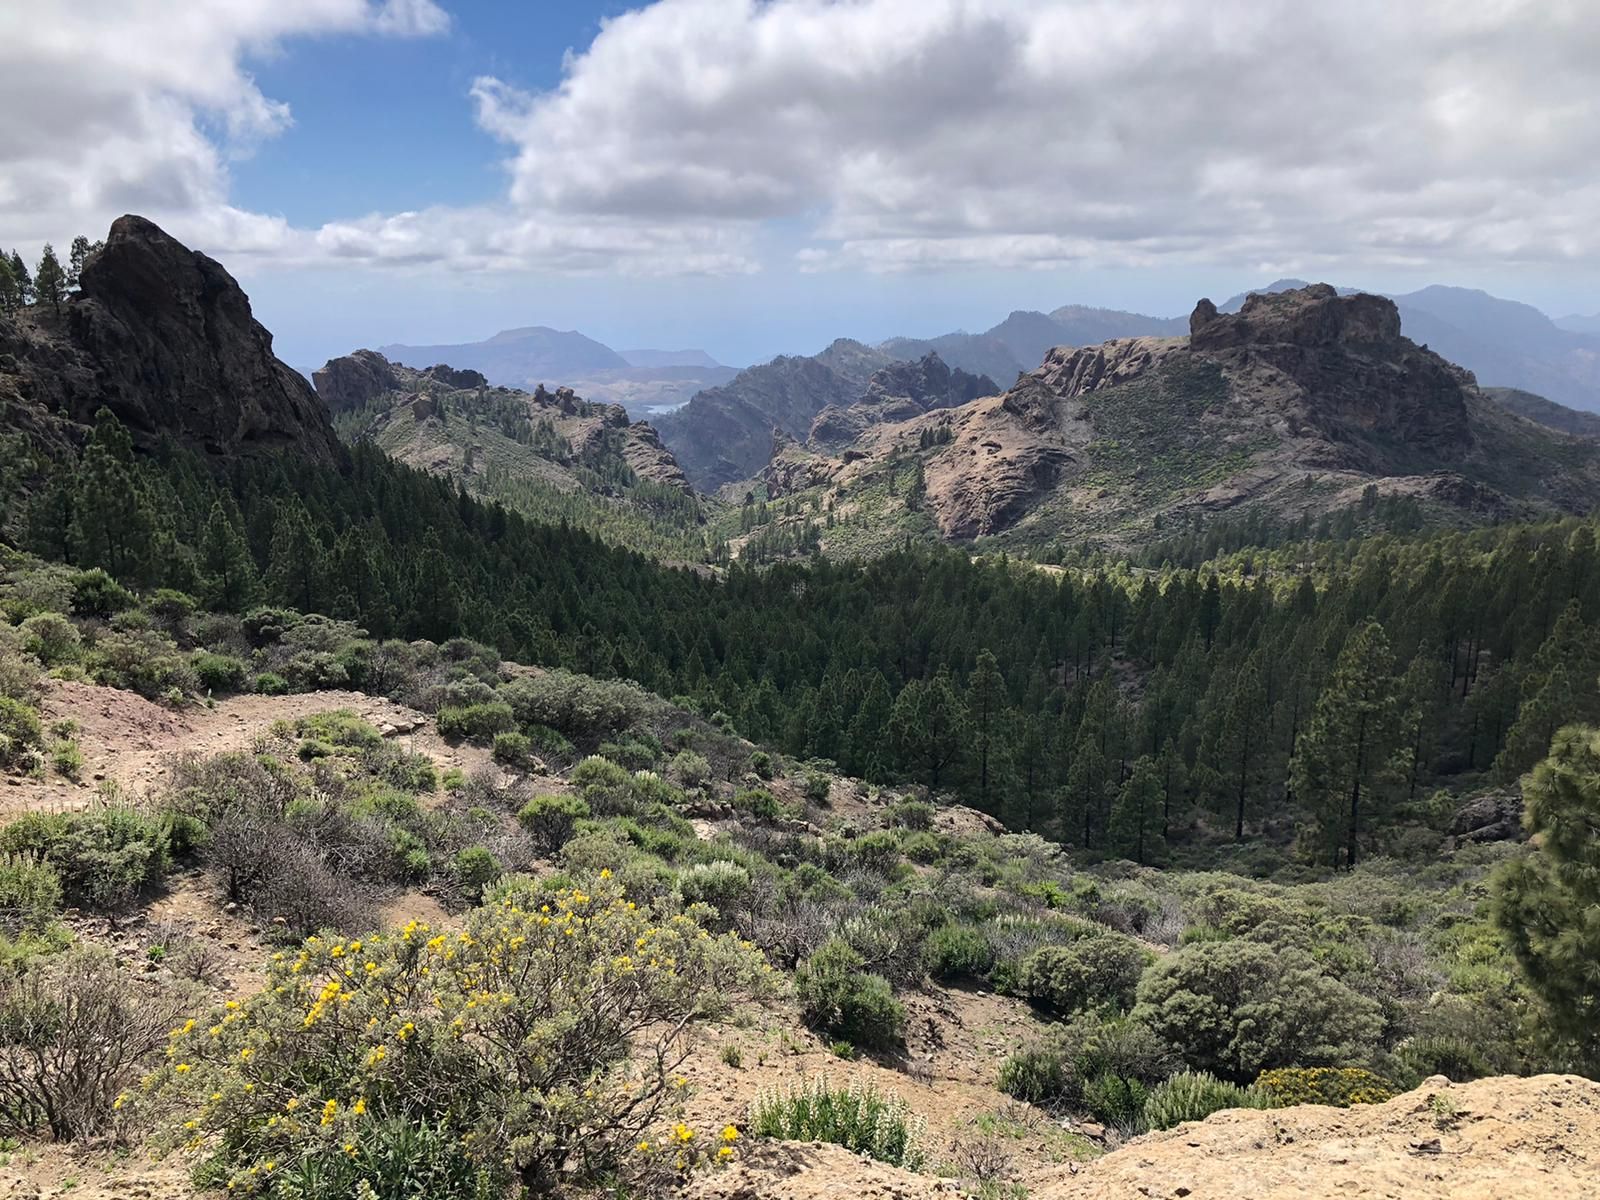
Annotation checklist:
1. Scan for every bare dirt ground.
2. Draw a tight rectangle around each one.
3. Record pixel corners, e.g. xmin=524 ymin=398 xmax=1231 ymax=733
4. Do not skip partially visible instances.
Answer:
xmin=4 ymin=680 xmax=496 ymax=818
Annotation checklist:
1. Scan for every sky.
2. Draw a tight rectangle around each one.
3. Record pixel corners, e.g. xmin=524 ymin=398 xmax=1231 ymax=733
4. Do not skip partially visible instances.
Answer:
xmin=2 ymin=0 xmax=1598 ymax=371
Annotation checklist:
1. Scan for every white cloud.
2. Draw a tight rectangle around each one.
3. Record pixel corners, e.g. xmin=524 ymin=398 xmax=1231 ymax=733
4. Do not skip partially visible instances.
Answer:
xmin=2 ymin=0 xmax=1598 ymax=279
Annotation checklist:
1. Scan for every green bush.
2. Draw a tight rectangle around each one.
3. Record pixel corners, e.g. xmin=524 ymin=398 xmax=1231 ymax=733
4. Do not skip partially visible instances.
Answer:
xmin=0 ymin=807 xmax=170 ymax=912
xmin=192 ymin=652 xmax=248 ymax=693
xmin=851 ymin=830 xmax=901 ymax=873
xmin=899 ymin=831 xmax=944 ymax=864
xmin=733 ymin=787 xmax=783 ymax=820
xmin=0 ymin=854 xmax=63 ymax=937
xmin=997 ymin=1044 xmax=1069 ymax=1103
xmin=492 ymin=731 xmax=533 ymax=766
xmin=158 ymin=878 xmax=765 ymax=1197
xmin=517 ymin=794 xmax=591 ymax=854
xmin=571 ymin=755 xmax=637 ymax=815
xmin=1253 ymin=1067 xmax=1397 ymax=1108
xmin=50 ymin=741 xmax=83 ymax=780
xmin=677 ymin=861 xmax=753 ymax=913
xmin=888 ymin=800 xmax=934 ymax=831
xmin=436 ymin=702 xmax=516 ymax=743
xmin=19 ymin=613 xmax=80 ymax=667
xmin=598 ymin=737 xmax=659 ymax=772
xmin=1144 ymin=1071 xmax=1269 ymax=1131
xmin=252 ymin=672 xmax=290 ymax=695
xmin=1133 ymin=940 xmax=1383 ymax=1082
xmin=501 ymin=670 xmax=654 ymax=738
xmin=1016 ymin=935 xmax=1148 ymax=1016
xmin=0 ymin=697 xmax=43 ymax=769
xmin=452 ymin=847 xmax=502 ymax=904
xmin=795 ymin=938 xmax=905 ymax=1051
xmin=668 ymin=749 xmax=712 ymax=789
xmin=750 ymin=1076 xmax=926 ymax=1170
xmin=923 ymin=923 xmax=995 ymax=981
xmin=292 ymin=711 xmax=383 ymax=751
xmin=1082 ymin=1071 xmax=1149 ymax=1127
xmin=68 ymin=569 xmax=132 ymax=618
xmin=748 ymin=749 xmax=773 ymax=780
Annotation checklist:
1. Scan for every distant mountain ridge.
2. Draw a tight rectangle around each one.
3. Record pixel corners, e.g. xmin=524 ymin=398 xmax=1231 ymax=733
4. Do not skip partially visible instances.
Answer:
xmin=377 ymin=327 xmax=736 ymax=417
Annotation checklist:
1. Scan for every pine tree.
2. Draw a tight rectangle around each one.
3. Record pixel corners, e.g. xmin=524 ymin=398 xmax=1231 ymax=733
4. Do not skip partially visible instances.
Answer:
xmin=67 ymin=235 xmax=92 ymax=289
xmin=889 ymin=668 xmax=967 ymax=791
xmin=9 ymin=251 xmax=32 ymax=304
xmin=1495 ymin=601 xmax=1600 ymax=780
xmin=34 ymin=243 xmax=65 ymax=314
xmin=1492 ymin=724 xmax=1600 ymax=1068
xmin=967 ymin=649 xmax=1006 ymax=811
xmin=267 ymin=501 xmax=326 ymax=613
xmin=1060 ymin=738 xmax=1106 ymax=848
xmin=1107 ymin=753 xmax=1165 ymax=864
xmin=0 ymin=255 xmax=19 ymax=313
xmin=68 ymin=408 xmax=156 ymax=582
xmin=1289 ymin=621 xmax=1398 ymax=869
xmin=199 ymin=499 xmax=258 ymax=612
xmin=1209 ymin=657 xmax=1265 ymax=840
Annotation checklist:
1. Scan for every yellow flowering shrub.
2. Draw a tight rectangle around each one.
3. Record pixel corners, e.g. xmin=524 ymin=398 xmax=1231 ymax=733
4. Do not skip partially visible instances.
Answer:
xmin=1253 ymin=1067 xmax=1397 ymax=1109
xmin=152 ymin=876 xmax=767 ymax=1197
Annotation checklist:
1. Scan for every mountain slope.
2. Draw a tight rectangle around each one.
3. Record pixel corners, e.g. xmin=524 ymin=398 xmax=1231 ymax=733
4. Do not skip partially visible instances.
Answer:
xmin=0 ymin=214 xmax=341 ymax=466
xmin=313 ymin=350 xmax=706 ymax=558
xmin=1482 ymin=386 xmax=1600 ymax=437
xmin=657 ymin=338 xmax=897 ymax=489
xmin=809 ymin=353 xmax=997 ymax=448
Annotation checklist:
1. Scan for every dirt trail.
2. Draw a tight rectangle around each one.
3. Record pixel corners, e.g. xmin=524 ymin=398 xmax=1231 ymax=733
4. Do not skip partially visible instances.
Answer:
xmin=3 ymin=680 xmax=495 ymax=818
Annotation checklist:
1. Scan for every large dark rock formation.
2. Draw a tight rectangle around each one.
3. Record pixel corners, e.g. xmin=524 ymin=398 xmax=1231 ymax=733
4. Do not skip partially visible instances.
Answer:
xmin=809 ymin=353 xmax=997 ymax=448
xmin=0 ymin=215 xmax=342 ymax=464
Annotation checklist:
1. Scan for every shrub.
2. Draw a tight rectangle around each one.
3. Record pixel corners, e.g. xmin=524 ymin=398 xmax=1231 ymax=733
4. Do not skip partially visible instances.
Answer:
xmin=750 ymin=1077 xmax=926 ymax=1170
xmin=452 ymin=847 xmax=502 ymax=904
xmin=1144 ymin=1071 xmax=1269 ymax=1131
xmin=0 ymin=807 xmax=170 ymax=912
xmin=924 ymin=923 xmax=996 ymax=981
xmin=1133 ymin=940 xmax=1383 ymax=1082
xmin=19 ymin=613 xmax=80 ymax=666
xmin=0 ymin=697 xmax=43 ymax=769
xmin=1253 ymin=1067 xmax=1397 ymax=1108
xmin=795 ymin=938 xmax=905 ymax=1051
xmin=1082 ymin=1071 xmax=1148 ymax=1127
xmin=293 ymin=710 xmax=383 ymax=751
xmin=888 ymin=800 xmax=934 ymax=831
xmin=0 ymin=854 xmax=63 ymax=937
xmin=192 ymin=652 xmax=248 ymax=692
xmin=677 ymin=861 xmax=753 ymax=913
xmin=571 ymin=755 xmax=637 ymax=815
xmin=801 ymin=769 xmax=832 ymax=804
xmin=517 ymin=794 xmax=590 ymax=855
xmin=747 ymin=749 xmax=773 ymax=779
xmin=157 ymin=878 xmax=765 ymax=1196
xmin=997 ymin=1044 xmax=1069 ymax=1103
xmin=68 ymin=569 xmax=132 ymax=618
xmin=501 ymin=670 xmax=654 ymax=738
xmin=851 ymin=830 xmax=901 ymax=873
xmin=86 ymin=628 xmax=198 ymax=698
xmin=50 ymin=741 xmax=83 ymax=780
xmin=668 ymin=749 xmax=712 ymax=788
xmin=1395 ymin=1035 xmax=1490 ymax=1083
xmin=1016 ymin=935 xmax=1148 ymax=1016
xmin=598 ymin=737 xmax=660 ymax=772
xmin=436 ymin=701 xmax=516 ymax=743
xmin=732 ymin=787 xmax=783 ymax=820
xmin=900 ymin=831 xmax=944 ymax=864
xmin=253 ymin=671 xmax=290 ymax=695
xmin=492 ymin=731 xmax=533 ymax=767
xmin=0 ymin=947 xmax=191 ymax=1141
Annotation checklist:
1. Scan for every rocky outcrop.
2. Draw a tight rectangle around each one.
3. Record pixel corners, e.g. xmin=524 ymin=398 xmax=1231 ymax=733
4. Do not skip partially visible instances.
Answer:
xmin=312 ymin=349 xmax=400 ymax=413
xmin=1 ymin=215 xmax=342 ymax=464
xmin=809 ymin=353 xmax=996 ymax=449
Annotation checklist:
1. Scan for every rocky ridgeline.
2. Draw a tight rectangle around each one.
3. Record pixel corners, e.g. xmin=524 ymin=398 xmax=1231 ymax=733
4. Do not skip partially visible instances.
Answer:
xmin=0 ymin=216 xmax=342 ymax=465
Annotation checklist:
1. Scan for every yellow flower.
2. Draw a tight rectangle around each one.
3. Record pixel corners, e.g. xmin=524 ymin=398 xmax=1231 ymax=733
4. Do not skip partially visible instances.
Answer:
xmin=284 ymin=1098 xmax=300 ymax=1111
xmin=673 ymin=1122 xmax=694 ymax=1143
xmin=174 ymin=1063 xmax=192 ymax=1074
xmin=599 ymin=868 xmax=613 ymax=880
xmin=321 ymin=1098 xmax=338 ymax=1126
xmin=352 ymin=1097 xmax=367 ymax=1116
xmin=636 ymin=1140 xmax=651 ymax=1153
xmin=717 ymin=1146 xmax=734 ymax=1160
xmin=721 ymin=1125 xmax=740 ymax=1142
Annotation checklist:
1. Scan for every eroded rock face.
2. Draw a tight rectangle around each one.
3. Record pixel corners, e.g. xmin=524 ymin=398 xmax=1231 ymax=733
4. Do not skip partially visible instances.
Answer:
xmin=809 ymin=353 xmax=997 ymax=448
xmin=313 ymin=349 xmax=400 ymax=413
xmin=3 ymin=215 xmax=342 ymax=464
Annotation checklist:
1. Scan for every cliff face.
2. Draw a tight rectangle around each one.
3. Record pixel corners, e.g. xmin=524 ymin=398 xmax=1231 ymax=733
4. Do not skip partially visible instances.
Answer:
xmin=0 ymin=215 xmax=342 ymax=465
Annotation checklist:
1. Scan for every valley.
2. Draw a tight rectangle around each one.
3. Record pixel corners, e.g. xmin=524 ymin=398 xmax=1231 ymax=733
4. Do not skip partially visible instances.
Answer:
xmin=1 ymin=215 xmax=1598 ymax=1200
